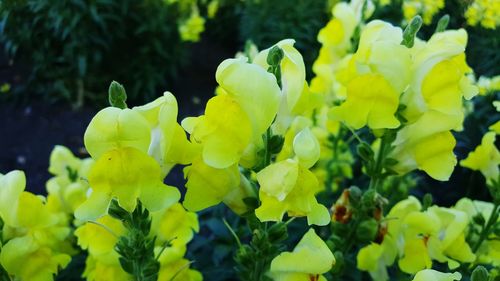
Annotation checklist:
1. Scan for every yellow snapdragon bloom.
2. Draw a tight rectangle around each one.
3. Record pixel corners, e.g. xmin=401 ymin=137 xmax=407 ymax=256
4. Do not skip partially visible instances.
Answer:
xmin=269 ymin=229 xmax=335 ymax=281
xmin=465 ymin=0 xmax=500 ymax=29
xmin=76 ymin=204 xmax=201 ymax=281
xmin=392 ymin=29 xmax=478 ymax=181
xmin=0 ymin=171 xmax=72 ymax=281
xmin=46 ymin=145 xmax=93 ymax=214
xmin=255 ymin=159 xmax=330 ymax=225
xmin=133 ymin=92 xmax=196 ymax=176
xmin=311 ymin=0 xmax=374 ymax=101
xmin=358 ymin=197 xmax=475 ymax=277
xmin=179 ymin=8 xmax=205 ymax=42
xmin=183 ymin=58 xmax=281 ymax=169
xmin=330 ymin=20 xmax=411 ymax=130
xmin=411 ymin=269 xmax=462 ymax=281
xmin=158 ymin=258 xmax=202 ymax=281
xmin=182 ymin=157 xmax=240 ymax=212
xmin=151 ymin=203 xmax=199 ymax=263
xmin=387 ymin=198 xmax=474 ymax=274
xmin=84 ymin=107 xmax=151 ymax=159
xmin=403 ymin=0 xmax=445 ymax=25
xmin=75 ymin=147 xmax=180 ymax=221
xmin=476 ymin=75 xmax=500 ymax=95
xmin=253 ymin=39 xmax=308 ymax=134
xmin=357 ymin=235 xmax=398 ymax=281
xmin=460 ymin=131 xmax=500 ymax=181
xmin=454 ymin=198 xmax=500 ymax=266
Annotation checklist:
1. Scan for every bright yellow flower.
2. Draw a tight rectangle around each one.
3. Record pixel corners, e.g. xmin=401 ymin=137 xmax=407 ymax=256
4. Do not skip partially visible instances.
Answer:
xmin=269 ymin=229 xmax=335 ymax=281
xmin=255 ymin=159 xmax=330 ymax=225
xmin=75 ymin=147 xmax=180 ymax=221
xmin=75 ymin=215 xmax=125 ymax=264
xmin=392 ymin=29 xmax=477 ymax=181
xmin=460 ymin=131 xmax=500 ymax=181
xmin=391 ymin=129 xmax=457 ymax=181
xmin=133 ymin=92 xmax=196 ymax=176
xmin=0 ymin=235 xmax=71 ymax=281
xmin=0 ymin=171 xmax=72 ymax=281
xmin=182 ymin=94 xmax=252 ymax=169
xmin=82 ymin=256 xmax=132 ymax=281
xmin=179 ymin=9 xmax=205 ymax=42
xmin=46 ymin=146 xmax=94 ymax=214
xmin=330 ymin=20 xmax=411 ymax=130
xmin=382 ymin=197 xmax=475 ymax=274
xmin=182 ymin=156 xmax=240 ymax=212
xmin=357 ymin=235 xmax=398 ymax=281
xmin=411 ymin=269 xmax=462 ymax=281
xmin=465 ymin=0 xmax=500 ymax=29
xmin=151 ymin=203 xmax=199 ymax=263
xmin=330 ymin=73 xmax=401 ymax=129
xmin=158 ymin=258 xmax=202 ymax=281
xmin=403 ymin=0 xmax=445 ymax=25
xmin=184 ymin=58 xmax=281 ymax=169
xmin=84 ymin=107 xmax=151 ymax=159
xmin=253 ymin=39 xmax=307 ymax=135
xmin=454 ymin=198 xmax=500 ymax=266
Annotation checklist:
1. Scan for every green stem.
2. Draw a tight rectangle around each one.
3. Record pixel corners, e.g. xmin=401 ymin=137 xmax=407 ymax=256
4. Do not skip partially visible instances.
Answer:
xmin=264 ymin=128 xmax=272 ymax=167
xmin=369 ymin=134 xmax=391 ymax=191
xmin=472 ymin=202 xmax=500 ymax=252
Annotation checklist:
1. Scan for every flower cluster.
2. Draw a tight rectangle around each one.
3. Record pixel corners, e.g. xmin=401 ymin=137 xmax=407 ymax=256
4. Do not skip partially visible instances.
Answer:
xmin=0 ymin=171 xmax=73 ymax=280
xmin=465 ymin=0 xmax=500 ymax=29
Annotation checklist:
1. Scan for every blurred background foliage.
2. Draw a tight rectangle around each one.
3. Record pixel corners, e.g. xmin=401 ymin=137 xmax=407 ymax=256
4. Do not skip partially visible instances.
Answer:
xmin=2 ymin=0 xmax=497 ymax=106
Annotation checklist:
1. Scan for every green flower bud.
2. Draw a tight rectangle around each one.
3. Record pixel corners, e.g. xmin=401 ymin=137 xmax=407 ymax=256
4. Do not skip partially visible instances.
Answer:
xmin=471 ymin=266 xmax=489 ymax=281
xmin=356 ymin=218 xmax=378 ymax=243
xmin=401 ymin=15 xmax=423 ymax=48
xmin=108 ymin=81 xmax=127 ymax=109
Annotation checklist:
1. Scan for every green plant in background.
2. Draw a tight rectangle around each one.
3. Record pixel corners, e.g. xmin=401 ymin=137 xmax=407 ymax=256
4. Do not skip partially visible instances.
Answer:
xmin=239 ymin=0 xmax=329 ymax=78
xmin=0 ymin=0 xmax=206 ymax=106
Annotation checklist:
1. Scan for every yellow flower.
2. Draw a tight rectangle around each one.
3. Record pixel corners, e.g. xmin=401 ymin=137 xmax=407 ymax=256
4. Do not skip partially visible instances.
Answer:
xmin=329 ymin=73 xmax=401 ymax=129
xmin=182 ymin=157 xmax=240 ymax=212
xmin=151 ymin=203 xmax=199 ymax=263
xmin=403 ymin=0 xmax=445 ymax=25
xmin=179 ymin=9 xmax=205 ymax=42
xmin=357 ymin=235 xmax=398 ymax=281
xmin=465 ymin=0 xmax=500 ymax=29
xmin=454 ymin=198 xmax=500 ymax=266
xmin=255 ymin=159 xmax=330 ymax=225
xmin=253 ymin=39 xmax=308 ymax=134
xmin=158 ymin=258 xmax=202 ymax=281
xmin=0 ymin=171 xmax=72 ymax=281
xmin=391 ymin=129 xmax=457 ymax=181
xmin=392 ymin=29 xmax=478 ymax=181
xmin=82 ymin=256 xmax=132 ymax=281
xmin=183 ymin=94 xmax=252 ymax=169
xmin=75 ymin=147 xmax=180 ymax=221
xmin=133 ymin=92 xmax=196 ymax=176
xmin=382 ymin=197 xmax=474 ymax=274
xmin=0 ymin=235 xmax=71 ymax=281
xmin=411 ymin=269 xmax=461 ymax=281
xmin=184 ymin=58 xmax=281 ymax=169
xmin=269 ymin=228 xmax=335 ymax=280
xmin=329 ymin=20 xmax=411 ymax=130
xmin=460 ymin=131 xmax=500 ymax=181
xmin=75 ymin=215 xmax=125 ymax=264
xmin=46 ymin=146 xmax=94 ymax=214
xmin=84 ymin=107 xmax=151 ymax=159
